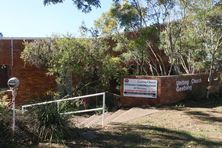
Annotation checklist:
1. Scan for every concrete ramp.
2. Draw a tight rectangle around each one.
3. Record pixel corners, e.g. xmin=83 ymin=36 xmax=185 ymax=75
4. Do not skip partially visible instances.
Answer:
xmin=103 ymin=109 xmax=127 ymax=125
xmin=111 ymin=107 xmax=158 ymax=123
xmin=71 ymin=107 xmax=159 ymax=128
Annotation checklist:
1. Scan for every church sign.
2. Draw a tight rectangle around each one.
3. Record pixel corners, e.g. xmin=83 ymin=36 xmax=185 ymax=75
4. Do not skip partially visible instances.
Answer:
xmin=123 ymin=78 xmax=157 ymax=98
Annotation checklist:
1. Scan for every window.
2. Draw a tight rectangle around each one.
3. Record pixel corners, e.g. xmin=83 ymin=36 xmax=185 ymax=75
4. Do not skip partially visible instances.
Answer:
xmin=0 ymin=65 xmax=8 ymax=88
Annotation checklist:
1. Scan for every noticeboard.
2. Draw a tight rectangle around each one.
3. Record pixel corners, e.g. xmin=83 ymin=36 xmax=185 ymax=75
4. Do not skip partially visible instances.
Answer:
xmin=123 ymin=78 xmax=157 ymax=98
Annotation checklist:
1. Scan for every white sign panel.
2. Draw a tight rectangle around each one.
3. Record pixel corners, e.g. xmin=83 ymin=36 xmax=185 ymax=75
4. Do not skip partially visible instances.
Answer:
xmin=123 ymin=78 xmax=157 ymax=98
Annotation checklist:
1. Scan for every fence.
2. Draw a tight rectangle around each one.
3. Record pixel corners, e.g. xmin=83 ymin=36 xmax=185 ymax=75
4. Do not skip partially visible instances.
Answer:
xmin=80 ymin=86 xmax=120 ymax=110
xmin=21 ymin=92 xmax=106 ymax=127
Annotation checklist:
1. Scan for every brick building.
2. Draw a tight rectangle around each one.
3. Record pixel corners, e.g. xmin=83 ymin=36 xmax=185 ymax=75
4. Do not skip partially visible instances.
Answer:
xmin=0 ymin=37 xmax=209 ymax=106
xmin=0 ymin=38 xmax=56 ymax=104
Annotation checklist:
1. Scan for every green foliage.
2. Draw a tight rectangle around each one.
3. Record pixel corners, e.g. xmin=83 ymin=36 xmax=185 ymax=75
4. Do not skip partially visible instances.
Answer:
xmin=80 ymin=36 xmax=128 ymax=91
xmin=47 ymin=38 xmax=89 ymax=78
xmin=32 ymin=103 xmax=69 ymax=142
xmin=0 ymin=110 xmax=12 ymax=145
xmin=23 ymin=0 xmax=222 ymax=95
xmin=22 ymin=35 xmax=128 ymax=96
xmin=94 ymin=0 xmax=175 ymax=76
xmin=94 ymin=0 xmax=222 ymax=76
xmin=25 ymin=91 xmax=69 ymax=142
xmin=102 ymin=56 xmax=127 ymax=87
xmin=0 ymin=91 xmax=10 ymax=112
xmin=0 ymin=91 xmax=10 ymax=139
xmin=22 ymin=37 xmax=87 ymax=95
xmin=158 ymin=0 xmax=222 ymax=75
xmin=21 ymin=39 xmax=53 ymax=68
xmin=94 ymin=11 xmax=118 ymax=35
xmin=100 ymin=0 xmax=149 ymax=32
xmin=110 ymin=1 xmax=142 ymax=31
xmin=186 ymin=0 xmax=222 ymax=78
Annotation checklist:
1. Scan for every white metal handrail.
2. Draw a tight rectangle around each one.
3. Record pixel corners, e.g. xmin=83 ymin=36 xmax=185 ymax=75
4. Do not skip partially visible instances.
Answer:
xmin=21 ymin=92 xmax=106 ymax=127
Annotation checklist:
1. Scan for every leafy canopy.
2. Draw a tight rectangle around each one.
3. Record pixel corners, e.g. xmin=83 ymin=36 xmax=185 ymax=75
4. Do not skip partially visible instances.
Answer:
xmin=21 ymin=36 xmax=127 ymax=95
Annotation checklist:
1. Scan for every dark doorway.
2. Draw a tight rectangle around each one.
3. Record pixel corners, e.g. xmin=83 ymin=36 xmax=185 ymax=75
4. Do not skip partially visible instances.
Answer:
xmin=0 ymin=65 xmax=8 ymax=88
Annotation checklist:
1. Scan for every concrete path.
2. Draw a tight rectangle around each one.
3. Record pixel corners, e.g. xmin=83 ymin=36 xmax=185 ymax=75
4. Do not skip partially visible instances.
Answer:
xmin=111 ymin=107 xmax=158 ymax=123
xmin=71 ymin=107 xmax=159 ymax=128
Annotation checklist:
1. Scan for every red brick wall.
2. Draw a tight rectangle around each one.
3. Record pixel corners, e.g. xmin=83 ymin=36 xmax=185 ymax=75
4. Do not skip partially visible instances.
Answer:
xmin=0 ymin=39 xmax=56 ymax=104
xmin=0 ymin=40 xmax=11 ymax=64
xmin=0 ymin=35 xmax=168 ymax=105
xmin=1 ymin=38 xmax=208 ymax=106
xmin=120 ymin=73 xmax=209 ymax=107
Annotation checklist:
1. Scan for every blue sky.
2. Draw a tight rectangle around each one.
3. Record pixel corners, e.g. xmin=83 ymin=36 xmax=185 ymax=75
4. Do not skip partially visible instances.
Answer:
xmin=0 ymin=0 xmax=112 ymax=37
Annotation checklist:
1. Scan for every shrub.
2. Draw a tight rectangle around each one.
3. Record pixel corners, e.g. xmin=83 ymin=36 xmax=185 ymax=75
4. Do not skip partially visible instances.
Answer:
xmin=35 ymin=104 xmax=68 ymax=141
xmin=0 ymin=91 xmax=10 ymax=111
xmin=0 ymin=109 xmax=12 ymax=145
xmin=187 ymin=85 xmax=207 ymax=101
xmin=25 ymin=103 xmax=70 ymax=143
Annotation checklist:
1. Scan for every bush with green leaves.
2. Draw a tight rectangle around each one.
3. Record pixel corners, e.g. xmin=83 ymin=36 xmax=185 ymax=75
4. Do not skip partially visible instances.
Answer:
xmin=0 ymin=91 xmax=12 ymax=145
xmin=21 ymin=36 xmax=127 ymax=97
xmin=21 ymin=91 xmax=71 ymax=143
xmin=0 ymin=109 xmax=11 ymax=145
xmin=0 ymin=91 xmax=10 ymax=111
xmin=26 ymin=103 xmax=69 ymax=143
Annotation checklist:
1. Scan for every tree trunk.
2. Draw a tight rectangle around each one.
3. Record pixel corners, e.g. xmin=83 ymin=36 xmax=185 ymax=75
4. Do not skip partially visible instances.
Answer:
xmin=57 ymin=71 xmax=73 ymax=97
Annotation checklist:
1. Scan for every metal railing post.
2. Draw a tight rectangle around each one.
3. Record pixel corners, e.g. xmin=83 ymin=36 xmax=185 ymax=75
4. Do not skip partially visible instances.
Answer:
xmin=102 ymin=92 xmax=105 ymax=127
xmin=57 ymin=102 xmax=60 ymax=113
xmin=22 ymin=106 xmax=24 ymax=114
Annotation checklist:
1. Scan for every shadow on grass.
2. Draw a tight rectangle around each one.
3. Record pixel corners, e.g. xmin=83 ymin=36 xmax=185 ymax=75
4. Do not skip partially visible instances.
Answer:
xmin=185 ymin=111 xmax=222 ymax=123
xmin=64 ymin=124 xmax=222 ymax=147
xmin=158 ymin=97 xmax=222 ymax=111
xmin=2 ymin=115 xmax=221 ymax=147
xmin=0 ymin=119 xmax=39 ymax=148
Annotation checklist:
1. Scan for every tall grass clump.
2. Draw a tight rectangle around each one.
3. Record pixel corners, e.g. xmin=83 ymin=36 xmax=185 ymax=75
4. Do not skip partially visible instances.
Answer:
xmin=24 ymin=92 xmax=70 ymax=143
xmin=0 ymin=91 xmax=13 ymax=145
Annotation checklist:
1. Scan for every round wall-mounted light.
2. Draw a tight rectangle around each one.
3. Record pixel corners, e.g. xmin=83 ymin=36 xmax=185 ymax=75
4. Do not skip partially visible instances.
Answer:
xmin=8 ymin=77 xmax=20 ymax=89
